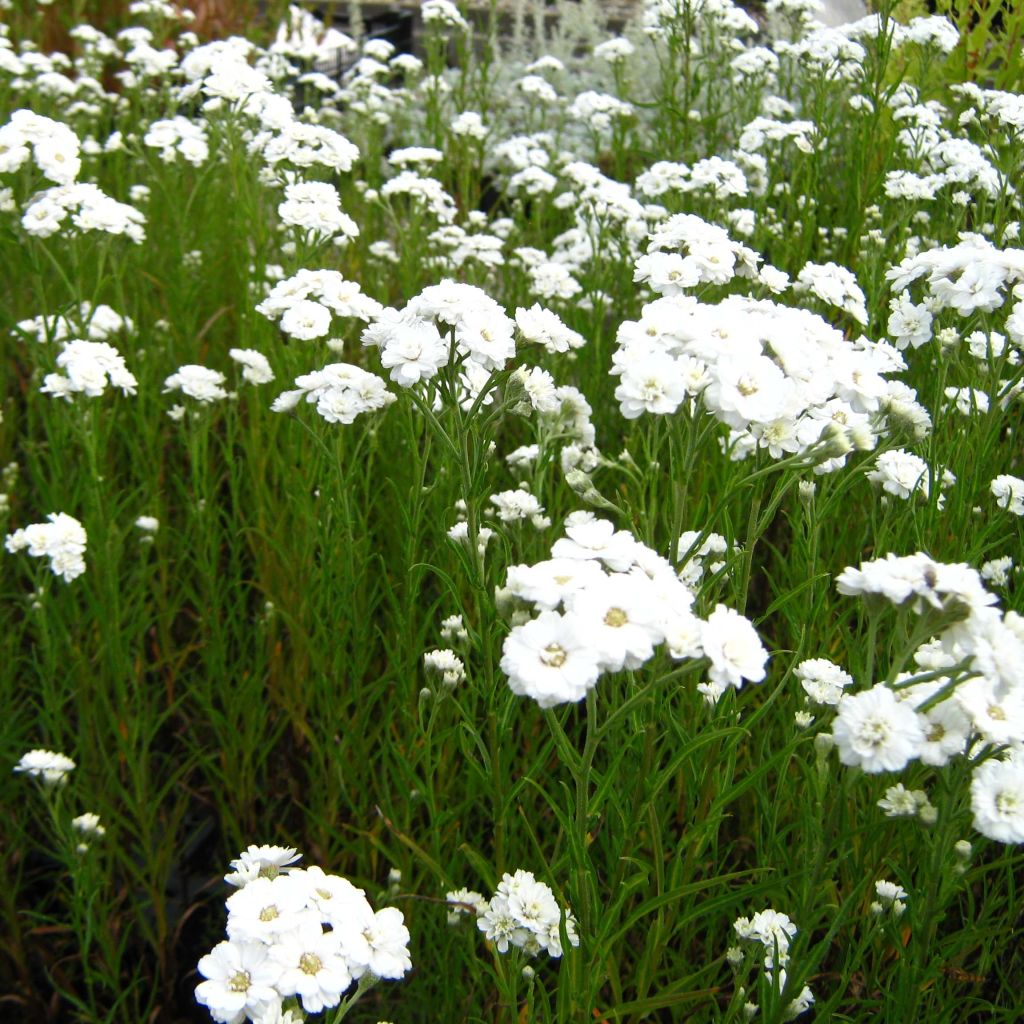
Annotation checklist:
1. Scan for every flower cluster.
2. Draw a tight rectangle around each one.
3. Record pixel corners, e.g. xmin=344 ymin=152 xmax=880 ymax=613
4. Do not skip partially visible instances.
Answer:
xmin=256 ymin=269 xmax=382 ymax=342
xmin=41 ymin=340 xmax=137 ymax=400
xmin=272 ymin=363 xmax=395 ymax=425
xmin=729 ymin=907 xmax=814 ymax=1020
xmin=14 ymin=748 xmax=76 ymax=786
xmin=824 ymin=552 xmax=1024 ymax=842
xmin=500 ymin=511 xmax=767 ymax=707
xmin=611 ymin=290 xmax=910 ymax=470
xmin=447 ymin=869 xmax=578 ymax=959
xmin=196 ymin=846 xmax=411 ymax=1023
xmin=22 ymin=183 xmax=146 ymax=242
xmin=5 ymin=512 xmax=87 ymax=582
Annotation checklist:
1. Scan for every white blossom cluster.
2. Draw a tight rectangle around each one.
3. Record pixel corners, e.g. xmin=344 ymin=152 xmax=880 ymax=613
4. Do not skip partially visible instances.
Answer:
xmin=729 ymin=907 xmax=814 ymax=1020
xmin=272 ymin=363 xmax=395 ymax=425
xmin=446 ymin=869 xmax=578 ymax=959
xmin=823 ymin=552 xmax=1024 ymax=843
xmin=611 ymin=290 xmax=915 ymax=471
xmin=22 ymin=183 xmax=145 ymax=242
xmin=13 ymin=748 xmax=76 ymax=785
xmin=257 ymin=269 xmax=382 ymax=342
xmin=197 ymin=845 xmax=411 ymax=1024
xmin=500 ymin=511 xmax=767 ymax=707
xmin=143 ymin=115 xmax=209 ymax=165
xmin=277 ymin=181 xmax=358 ymax=244
xmin=887 ymin=237 xmax=1024 ymax=319
xmin=5 ymin=512 xmax=87 ymax=582
xmin=41 ymin=339 xmax=137 ymax=400
xmin=0 ymin=109 xmax=81 ymax=183
xmin=15 ymin=302 xmax=133 ymax=345
xmin=360 ymin=279 xmax=516 ymax=400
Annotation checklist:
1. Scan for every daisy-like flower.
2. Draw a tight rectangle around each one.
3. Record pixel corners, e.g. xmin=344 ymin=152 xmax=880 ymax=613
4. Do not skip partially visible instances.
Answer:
xmin=338 ymin=906 xmax=412 ymax=980
xmin=505 ymin=557 xmax=607 ymax=611
xmin=565 ymin=572 xmax=665 ymax=672
xmin=795 ymin=658 xmax=852 ymax=705
xmin=229 ymin=348 xmax=275 ymax=385
xmin=550 ymin=512 xmax=638 ymax=572
xmin=14 ymin=748 xmax=75 ymax=785
xmin=195 ymin=939 xmax=281 ymax=1024
xmin=445 ymin=888 xmax=487 ymax=924
xmin=500 ymin=610 xmax=603 ymax=707
xmin=225 ymin=845 xmax=302 ymax=887
xmin=163 ymin=365 xmax=227 ymax=403
xmin=699 ymin=605 xmax=768 ymax=690
xmin=877 ymin=784 xmax=929 ymax=818
xmin=365 ymin=311 xmax=447 ymax=387
xmin=41 ymin=340 xmax=137 ymax=400
xmin=733 ymin=908 xmax=797 ymax=968
xmin=279 ymin=299 xmax=333 ymax=341
xmin=226 ymin=875 xmax=312 ymax=944
xmin=866 ymin=449 xmax=930 ymax=500
xmin=270 ymin=919 xmax=353 ymax=1014
xmin=991 ymin=474 xmax=1024 ymax=516
xmin=872 ymin=879 xmax=908 ymax=916
xmin=72 ymin=812 xmax=106 ymax=836
xmin=515 ymin=304 xmax=585 ymax=354
xmin=832 ymin=683 xmax=925 ymax=773
xmin=971 ymin=759 xmax=1024 ymax=843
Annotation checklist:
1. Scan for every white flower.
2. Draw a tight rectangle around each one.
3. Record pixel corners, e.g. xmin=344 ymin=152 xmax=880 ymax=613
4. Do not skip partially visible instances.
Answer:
xmin=278 ymin=181 xmax=358 ymax=243
xmin=292 ymin=866 xmax=367 ymax=927
xmin=41 ymin=340 xmax=137 ymax=399
xmin=874 ymin=879 xmax=908 ymax=905
xmin=877 ymin=784 xmax=928 ymax=817
xmin=340 ymin=906 xmax=412 ymax=979
xmin=273 ymin=364 xmax=395 ymax=425
xmin=490 ymin=489 xmax=544 ymax=524
xmin=72 ymin=812 xmax=106 ymax=836
xmin=832 ymin=684 xmax=925 ymax=773
xmin=866 ymin=449 xmax=931 ymax=500
xmin=795 ymin=658 xmax=852 ymax=705
xmin=500 ymin=610 xmax=603 ymax=707
xmin=733 ymin=908 xmax=797 ymax=968
xmin=424 ymin=648 xmax=466 ymax=686
xmin=515 ymin=304 xmax=584 ymax=354
xmin=955 ymin=677 xmax=1024 ymax=746
xmin=700 ymin=605 xmax=768 ymax=690
xmin=269 ymin=920 xmax=353 ymax=1014
xmin=505 ymin=557 xmax=607 ymax=611
xmin=364 ymin=311 xmax=447 ymax=386
xmin=279 ymin=299 xmax=333 ymax=341
xmin=550 ymin=513 xmax=638 ymax=572
xmin=163 ymin=365 xmax=228 ymax=403
xmin=565 ymin=572 xmax=665 ymax=672
xmin=446 ymin=888 xmax=488 ymax=924
xmin=991 ymin=474 xmax=1024 ymax=515
xmin=225 ymin=845 xmax=302 ymax=887
xmin=5 ymin=512 xmax=87 ymax=582
xmin=226 ymin=875 xmax=312 ymax=944
xmin=229 ymin=348 xmax=275 ymax=385
xmin=971 ymin=759 xmax=1024 ymax=843
xmin=14 ymin=748 xmax=75 ymax=785
xmin=196 ymin=940 xmax=281 ymax=1024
